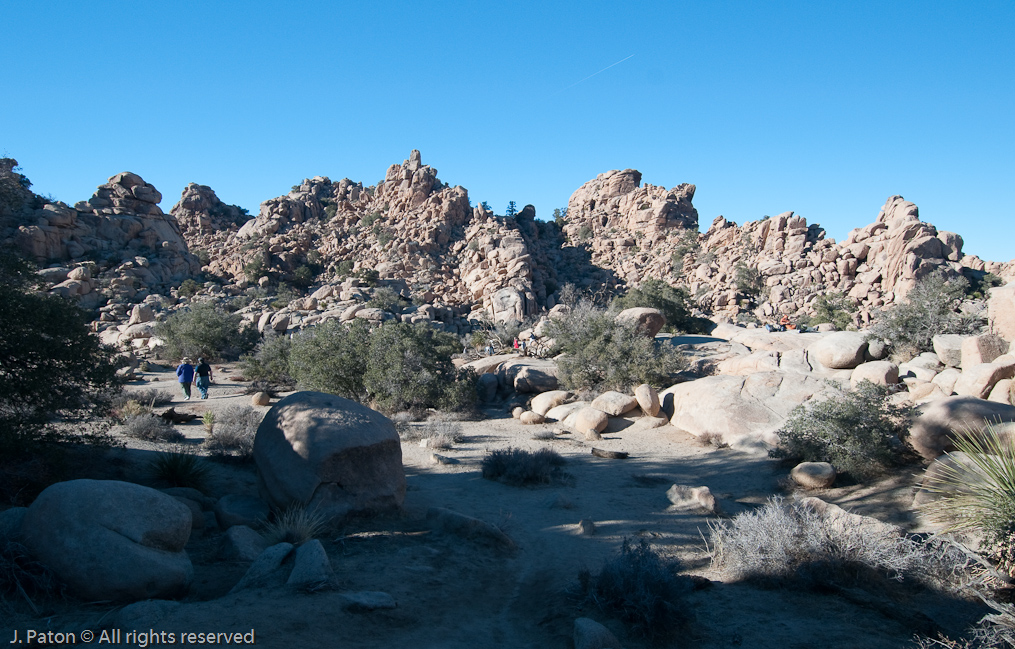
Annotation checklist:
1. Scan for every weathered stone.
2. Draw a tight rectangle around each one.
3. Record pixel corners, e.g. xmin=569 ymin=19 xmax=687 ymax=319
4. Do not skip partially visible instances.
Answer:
xmin=908 ymin=396 xmax=1015 ymax=459
xmin=519 ymin=411 xmax=545 ymax=425
xmin=932 ymin=334 xmax=966 ymax=368
xmin=214 ymin=494 xmax=270 ymax=529
xmin=590 ymin=391 xmax=639 ymax=416
xmin=286 ymin=539 xmax=333 ymax=587
xmin=219 ymin=525 xmax=268 ymax=561
xmin=791 ymin=462 xmax=837 ymax=489
xmin=21 ymin=480 xmax=193 ymax=601
xmin=809 ymin=332 xmax=869 ymax=369
xmin=850 ymin=361 xmax=899 ymax=387
xmin=666 ymin=484 xmax=717 ymax=513
xmin=953 ymin=355 xmax=1015 ymax=399
xmin=229 ymin=543 xmax=294 ymax=592
xmin=961 ymin=334 xmax=1009 ymax=369
xmin=530 ymin=390 xmax=572 ymax=416
xmin=253 ymin=392 xmax=405 ymax=521
xmin=634 ymin=383 xmax=660 ymax=417
xmin=616 ymin=307 xmax=666 ymax=337
xmin=573 ymin=407 xmax=609 ymax=439
xmin=252 ymin=391 xmax=271 ymax=406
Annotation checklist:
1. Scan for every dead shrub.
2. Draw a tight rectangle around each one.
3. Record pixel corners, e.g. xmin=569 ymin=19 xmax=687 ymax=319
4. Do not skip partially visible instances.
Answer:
xmin=0 ymin=540 xmax=60 ymax=613
xmin=399 ymin=418 xmax=464 ymax=450
xmin=123 ymin=414 xmax=184 ymax=443
xmin=263 ymin=505 xmax=327 ymax=546
xmin=204 ymin=405 xmax=262 ymax=459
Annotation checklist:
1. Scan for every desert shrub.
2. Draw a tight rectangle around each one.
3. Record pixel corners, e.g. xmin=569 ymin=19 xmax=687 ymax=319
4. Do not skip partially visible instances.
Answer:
xmin=367 ymin=286 xmax=404 ymax=313
xmin=355 ymin=268 xmax=380 ymax=287
xmin=289 ymin=319 xmax=370 ymax=400
xmin=154 ymin=302 xmax=258 ymax=361
xmin=577 ymin=538 xmax=693 ymax=642
xmin=546 ymin=300 xmax=687 ymax=392
xmin=123 ymin=414 xmax=184 ymax=443
xmin=292 ymin=264 xmax=316 ymax=288
xmin=771 ymin=381 xmax=918 ymax=481
xmin=263 ymin=505 xmax=328 ymax=546
xmin=963 ymin=268 xmax=1005 ymax=301
xmin=336 ymin=260 xmax=354 ymax=278
xmin=364 ymin=322 xmax=477 ymax=413
xmin=708 ymin=497 xmax=963 ymax=590
xmin=148 ymin=450 xmax=210 ymax=490
xmin=868 ymin=271 xmax=982 ymax=360
xmin=0 ymin=249 xmax=122 ymax=454
xmin=113 ymin=399 xmax=151 ymax=421
xmin=733 ymin=262 xmax=763 ymax=297
xmin=203 ymin=405 xmax=261 ymax=458
xmin=611 ymin=279 xmax=701 ymax=333
xmin=481 ymin=448 xmax=568 ymax=486
xmin=801 ymin=292 xmax=856 ymax=331
xmin=920 ymin=424 xmax=1015 ymax=568
xmin=577 ymin=224 xmax=592 ymax=241
xmin=111 ymin=388 xmax=173 ymax=419
xmin=240 ymin=332 xmax=294 ymax=387
xmin=398 ymin=418 xmax=464 ymax=450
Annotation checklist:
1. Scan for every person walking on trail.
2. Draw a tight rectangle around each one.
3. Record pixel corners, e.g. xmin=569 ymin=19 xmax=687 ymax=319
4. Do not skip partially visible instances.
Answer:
xmin=194 ymin=357 xmax=213 ymax=400
xmin=176 ymin=359 xmax=195 ymax=401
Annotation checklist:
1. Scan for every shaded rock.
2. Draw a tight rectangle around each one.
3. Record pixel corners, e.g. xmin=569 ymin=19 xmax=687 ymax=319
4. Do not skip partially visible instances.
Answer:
xmin=913 ymin=452 xmax=984 ymax=507
xmin=21 ymin=479 xmax=193 ymax=602
xmin=286 ymin=539 xmax=333 ymax=587
xmin=790 ymin=462 xmax=836 ymax=489
xmin=229 ymin=543 xmax=294 ymax=593
xmin=576 ymin=520 xmax=596 ymax=536
xmin=253 ymin=392 xmax=405 ymax=522
xmin=214 ymin=494 xmax=270 ymax=529
xmin=477 ymin=373 xmax=499 ymax=402
xmin=114 ymin=600 xmax=181 ymax=629
xmin=219 ymin=525 xmax=268 ymax=561
xmin=574 ymin=617 xmax=622 ymax=649
xmin=908 ymin=396 xmax=1015 ymax=459
xmin=590 ymin=391 xmax=638 ymax=416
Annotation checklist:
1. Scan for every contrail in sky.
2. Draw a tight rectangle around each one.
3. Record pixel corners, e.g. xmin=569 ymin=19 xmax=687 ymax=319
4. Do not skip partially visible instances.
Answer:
xmin=556 ymin=53 xmax=636 ymax=94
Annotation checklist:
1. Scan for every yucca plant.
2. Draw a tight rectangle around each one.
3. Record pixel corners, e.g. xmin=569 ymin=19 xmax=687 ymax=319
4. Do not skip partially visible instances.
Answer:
xmin=263 ymin=505 xmax=327 ymax=546
xmin=148 ymin=450 xmax=211 ymax=491
xmin=202 ymin=411 xmax=215 ymax=433
xmin=920 ymin=420 xmax=1015 ymax=568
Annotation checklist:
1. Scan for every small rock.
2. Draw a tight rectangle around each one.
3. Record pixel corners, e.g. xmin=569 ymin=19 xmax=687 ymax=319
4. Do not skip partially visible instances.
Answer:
xmin=430 ymin=453 xmax=460 ymax=465
xmin=576 ymin=519 xmax=596 ymax=536
xmin=634 ymin=384 xmax=660 ymax=417
xmin=219 ymin=525 xmax=268 ymax=561
xmin=286 ymin=539 xmax=333 ymax=587
xmin=666 ymin=484 xmax=717 ymax=513
xmin=229 ymin=543 xmax=294 ymax=593
xmin=573 ymin=617 xmax=622 ymax=649
xmin=790 ymin=462 xmax=837 ymax=489
xmin=574 ymin=407 xmax=609 ymax=439
xmin=519 ymin=411 xmax=545 ymax=425
xmin=512 ymin=406 xmax=525 ymax=419
xmin=426 ymin=507 xmax=515 ymax=551
xmin=251 ymin=392 xmax=271 ymax=407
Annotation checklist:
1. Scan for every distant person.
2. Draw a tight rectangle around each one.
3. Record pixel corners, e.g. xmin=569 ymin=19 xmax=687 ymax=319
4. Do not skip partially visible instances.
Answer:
xmin=194 ymin=357 xmax=213 ymax=400
xmin=513 ymin=338 xmax=519 ymax=351
xmin=485 ymin=343 xmax=494 ymax=356
xmin=779 ymin=315 xmax=791 ymax=331
xmin=176 ymin=359 xmax=195 ymax=400
xmin=521 ymin=339 xmax=528 ymax=356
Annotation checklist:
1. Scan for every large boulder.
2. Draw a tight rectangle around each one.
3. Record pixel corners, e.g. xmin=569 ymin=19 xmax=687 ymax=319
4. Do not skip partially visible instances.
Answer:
xmin=850 ymin=361 xmax=899 ymax=388
xmin=988 ymin=284 xmax=1015 ymax=344
xmin=634 ymin=383 xmax=660 ymax=417
xmin=808 ymin=332 xmax=869 ymax=370
xmin=20 ymin=480 xmax=193 ymax=601
xmin=908 ymin=396 xmax=1015 ymax=460
xmin=590 ymin=391 xmax=638 ymax=416
xmin=253 ymin=392 xmax=406 ymax=521
xmin=932 ymin=334 xmax=965 ymax=368
xmin=530 ymin=390 xmax=572 ymax=416
xmin=498 ymin=358 xmax=559 ymax=393
xmin=616 ymin=307 xmax=666 ymax=337
xmin=953 ymin=355 xmax=1015 ymax=399
xmin=666 ymin=372 xmax=842 ymax=454
xmin=961 ymin=334 xmax=1009 ymax=369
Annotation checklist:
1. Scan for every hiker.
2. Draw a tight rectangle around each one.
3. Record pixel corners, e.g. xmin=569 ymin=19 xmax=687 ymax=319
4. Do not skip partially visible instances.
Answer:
xmin=513 ymin=337 xmax=520 ymax=351
xmin=779 ymin=315 xmax=796 ymax=331
xmin=194 ymin=357 xmax=213 ymax=400
xmin=521 ymin=339 xmax=528 ymax=356
xmin=485 ymin=343 xmax=494 ymax=356
xmin=176 ymin=358 xmax=195 ymax=401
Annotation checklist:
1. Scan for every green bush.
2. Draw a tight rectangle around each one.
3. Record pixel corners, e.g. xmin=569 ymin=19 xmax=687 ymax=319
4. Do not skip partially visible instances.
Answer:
xmin=611 ymin=279 xmax=703 ymax=333
xmin=355 ymin=268 xmax=380 ymax=287
xmin=0 ymin=250 xmax=122 ymax=454
xmin=367 ymin=286 xmax=404 ymax=313
xmin=336 ymin=260 xmax=354 ymax=278
xmin=178 ymin=278 xmax=201 ymax=297
xmin=546 ymin=301 xmax=686 ymax=392
xmin=733 ymin=262 xmax=763 ymax=297
xmin=154 ymin=302 xmax=258 ymax=361
xmin=481 ymin=448 xmax=567 ymax=486
xmin=240 ymin=332 xmax=294 ymax=387
xmin=289 ymin=319 xmax=370 ymax=401
xmin=867 ymin=271 xmax=982 ymax=360
xmin=578 ymin=538 xmax=693 ymax=642
xmin=364 ymin=322 xmax=477 ymax=413
xmin=771 ymin=381 xmax=918 ymax=481
xmin=801 ymin=292 xmax=855 ymax=331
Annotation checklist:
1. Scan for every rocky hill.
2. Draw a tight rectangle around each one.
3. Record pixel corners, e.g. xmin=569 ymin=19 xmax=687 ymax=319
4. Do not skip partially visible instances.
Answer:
xmin=4 ymin=151 xmax=1013 ymax=344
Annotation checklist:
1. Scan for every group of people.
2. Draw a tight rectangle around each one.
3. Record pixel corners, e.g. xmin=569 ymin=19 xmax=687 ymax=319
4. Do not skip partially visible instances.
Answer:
xmin=175 ymin=358 xmax=214 ymax=400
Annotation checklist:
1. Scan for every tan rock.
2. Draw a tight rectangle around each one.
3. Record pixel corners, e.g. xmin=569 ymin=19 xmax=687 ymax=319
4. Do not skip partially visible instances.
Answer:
xmin=961 ymin=334 xmax=1009 ymax=369
xmin=590 ymin=391 xmax=638 ymax=416
xmin=633 ymin=384 xmax=660 ymax=417
xmin=953 ymin=356 xmax=1015 ymax=399
xmin=908 ymin=396 xmax=1015 ymax=459
xmin=850 ymin=361 xmax=899 ymax=388
xmin=252 ymin=392 xmax=271 ymax=407
xmin=573 ymin=407 xmax=608 ymax=439
xmin=666 ymin=484 xmax=717 ymax=513
xmin=615 ymin=307 xmax=666 ymax=337
xmin=519 ymin=411 xmax=545 ymax=425
xmin=530 ymin=390 xmax=572 ymax=416
xmin=791 ymin=462 xmax=836 ymax=489
xmin=988 ymin=283 xmax=1015 ymax=343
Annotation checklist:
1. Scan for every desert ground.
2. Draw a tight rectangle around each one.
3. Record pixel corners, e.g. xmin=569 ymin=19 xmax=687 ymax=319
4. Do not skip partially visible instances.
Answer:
xmin=0 ymin=347 xmax=989 ymax=649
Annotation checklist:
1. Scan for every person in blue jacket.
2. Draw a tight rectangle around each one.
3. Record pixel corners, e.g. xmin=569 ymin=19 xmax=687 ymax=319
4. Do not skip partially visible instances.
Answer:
xmin=176 ymin=358 xmax=195 ymax=400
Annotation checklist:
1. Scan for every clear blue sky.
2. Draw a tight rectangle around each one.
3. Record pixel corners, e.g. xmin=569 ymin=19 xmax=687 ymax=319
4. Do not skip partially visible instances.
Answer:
xmin=3 ymin=1 xmax=1013 ymax=262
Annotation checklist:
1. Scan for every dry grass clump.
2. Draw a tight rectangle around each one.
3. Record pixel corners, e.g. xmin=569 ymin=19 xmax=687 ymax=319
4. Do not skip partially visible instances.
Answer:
xmin=697 ymin=431 xmax=729 ymax=449
xmin=0 ymin=540 xmax=59 ymax=614
xmin=263 ymin=505 xmax=327 ymax=546
xmin=204 ymin=405 xmax=262 ymax=459
xmin=397 ymin=418 xmax=464 ymax=450
xmin=148 ymin=450 xmax=211 ymax=491
xmin=123 ymin=414 xmax=184 ymax=443
xmin=111 ymin=389 xmax=173 ymax=419
xmin=481 ymin=448 xmax=568 ymax=486
xmin=707 ymin=497 xmax=964 ymax=590
xmin=577 ymin=538 xmax=694 ymax=643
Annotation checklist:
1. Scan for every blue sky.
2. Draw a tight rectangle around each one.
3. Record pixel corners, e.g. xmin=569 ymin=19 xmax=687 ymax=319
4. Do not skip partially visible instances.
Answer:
xmin=3 ymin=1 xmax=1013 ymax=262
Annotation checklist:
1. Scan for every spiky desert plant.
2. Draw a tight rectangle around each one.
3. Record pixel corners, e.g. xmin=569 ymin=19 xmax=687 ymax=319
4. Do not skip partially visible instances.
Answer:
xmin=920 ymin=420 xmax=1015 ymax=567
xmin=263 ymin=505 xmax=327 ymax=545
xmin=148 ymin=450 xmax=211 ymax=491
